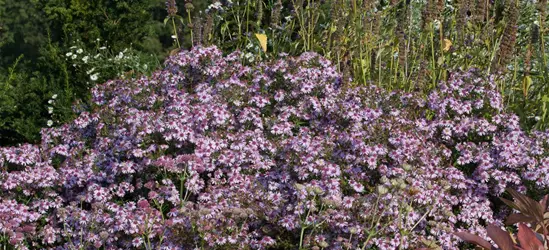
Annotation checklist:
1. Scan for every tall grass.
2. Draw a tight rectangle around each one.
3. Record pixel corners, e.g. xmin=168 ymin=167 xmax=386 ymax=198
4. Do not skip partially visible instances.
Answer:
xmin=174 ymin=0 xmax=549 ymax=130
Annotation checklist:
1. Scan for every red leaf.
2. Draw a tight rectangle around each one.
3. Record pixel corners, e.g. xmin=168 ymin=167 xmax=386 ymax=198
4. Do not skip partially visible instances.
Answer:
xmin=540 ymin=195 xmax=549 ymax=212
xmin=505 ymin=189 xmax=545 ymax=223
xmin=454 ymin=232 xmax=494 ymax=250
xmin=517 ymin=223 xmax=544 ymax=250
xmin=486 ymin=224 xmax=515 ymax=250
xmin=506 ymin=213 xmax=536 ymax=225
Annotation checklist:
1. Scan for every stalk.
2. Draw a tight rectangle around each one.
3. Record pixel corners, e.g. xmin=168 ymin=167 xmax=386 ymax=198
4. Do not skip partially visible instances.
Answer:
xmin=172 ymin=18 xmax=181 ymax=48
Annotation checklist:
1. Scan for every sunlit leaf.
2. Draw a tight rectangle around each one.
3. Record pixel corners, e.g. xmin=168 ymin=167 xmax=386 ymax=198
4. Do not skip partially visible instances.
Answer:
xmin=443 ymin=39 xmax=452 ymax=52
xmin=255 ymin=33 xmax=268 ymax=52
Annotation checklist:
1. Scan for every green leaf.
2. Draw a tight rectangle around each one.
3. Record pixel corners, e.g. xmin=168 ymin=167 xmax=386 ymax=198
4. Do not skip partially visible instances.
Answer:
xmin=177 ymin=16 xmax=185 ymax=26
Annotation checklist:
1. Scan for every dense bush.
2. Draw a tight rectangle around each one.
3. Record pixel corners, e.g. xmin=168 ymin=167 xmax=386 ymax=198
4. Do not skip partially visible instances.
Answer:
xmin=3 ymin=0 xmax=549 ymax=145
xmin=1 ymin=46 xmax=548 ymax=249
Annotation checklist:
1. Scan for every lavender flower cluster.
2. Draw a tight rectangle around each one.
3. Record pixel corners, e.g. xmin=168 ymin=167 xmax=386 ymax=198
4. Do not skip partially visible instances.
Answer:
xmin=1 ymin=46 xmax=548 ymax=249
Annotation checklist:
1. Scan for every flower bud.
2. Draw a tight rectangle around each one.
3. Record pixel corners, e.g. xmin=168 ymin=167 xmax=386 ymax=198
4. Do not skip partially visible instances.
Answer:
xmin=313 ymin=186 xmax=324 ymax=195
xmin=295 ymin=183 xmax=305 ymax=191
xmin=185 ymin=2 xmax=194 ymax=10
xmin=377 ymin=185 xmax=389 ymax=195
xmin=319 ymin=241 xmax=329 ymax=248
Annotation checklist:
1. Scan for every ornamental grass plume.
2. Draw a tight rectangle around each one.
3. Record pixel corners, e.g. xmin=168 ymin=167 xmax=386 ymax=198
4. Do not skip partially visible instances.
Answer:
xmin=1 ymin=46 xmax=549 ymax=249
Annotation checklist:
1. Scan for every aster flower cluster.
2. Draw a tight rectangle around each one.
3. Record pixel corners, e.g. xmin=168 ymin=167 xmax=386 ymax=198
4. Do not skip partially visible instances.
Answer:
xmin=1 ymin=46 xmax=548 ymax=249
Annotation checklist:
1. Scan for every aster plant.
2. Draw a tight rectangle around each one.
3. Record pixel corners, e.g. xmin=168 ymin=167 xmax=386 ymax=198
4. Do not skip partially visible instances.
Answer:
xmin=1 ymin=46 xmax=549 ymax=249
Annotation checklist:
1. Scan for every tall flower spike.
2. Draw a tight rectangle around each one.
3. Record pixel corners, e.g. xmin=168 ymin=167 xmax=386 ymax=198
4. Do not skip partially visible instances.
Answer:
xmin=193 ymin=14 xmax=203 ymax=45
xmin=256 ymin=0 xmax=264 ymax=26
xmin=395 ymin=1 xmax=409 ymax=71
xmin=166 ymin=0 xmax=178 ymax=16
xmin=271 ymin=0 xmax=282 ymax=28
xmin=203 ymin=12 xmax=214 ymax=46
xmin=491 ymin=0 xmax=518 ymax=73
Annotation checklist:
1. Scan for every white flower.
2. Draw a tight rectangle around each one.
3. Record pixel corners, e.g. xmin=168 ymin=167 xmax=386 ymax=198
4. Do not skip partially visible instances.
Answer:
xmin=433 ymin=19 xmax=441 ymax=30
xmin=206 ymin=1 xmax=223 ymax=12
xmin=48 ymin=100 xmax=54 ymax=104
xmin=171 ymin=35 xmax=177 ymax=39
xmin=66 ymin=52 xmax=73 ymax=57
xmin=47 ymin=120 xmax=53 ymax=127
xmin=52 ymin=94 xmax=57 ymax=99
xmin=90 ymin=73 xmax=99 ymax=81
xmin=82 ymin=56 xmax=89 ymax=63
xmin=99 ymin=46 xmax=107 ymax=50
xmin=76 ymin=48 xmax=83 ymax=54
xmin=71 ymin=55 xmax=77 ymax=59
xmin=69 ymin=46 xmax=77 ymax=49
xmin=48 ymin=107 xmax=54 ymax=114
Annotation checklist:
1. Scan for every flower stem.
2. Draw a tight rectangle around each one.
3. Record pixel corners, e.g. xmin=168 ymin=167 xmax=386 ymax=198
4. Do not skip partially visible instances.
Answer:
xmin=172 ymin=18 xmax=181 ymax=48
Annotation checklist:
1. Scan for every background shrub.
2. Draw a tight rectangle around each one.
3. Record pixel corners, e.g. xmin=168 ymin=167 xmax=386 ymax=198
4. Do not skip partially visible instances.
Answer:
xmin=0 ymin=0 xmax=195 ymax=145
xmin=1 ymin=46 xmax=548 ymax=249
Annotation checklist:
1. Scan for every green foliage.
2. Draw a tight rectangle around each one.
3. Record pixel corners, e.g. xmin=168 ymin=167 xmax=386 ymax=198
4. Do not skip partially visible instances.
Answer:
xmin=0 ymin=58 xmax=51 ymax=144
xmin=0 ymin=0 xmax=180 ymax=145
xmin=2 ymin=0 xmax=549 ymax=145
xmin=64 ymin=39 xmax=160 ymax=87
xmin=0 ymin=39 xmax=74 ymax=144
xmin=178 ymin=0 xmax=549 ymax=130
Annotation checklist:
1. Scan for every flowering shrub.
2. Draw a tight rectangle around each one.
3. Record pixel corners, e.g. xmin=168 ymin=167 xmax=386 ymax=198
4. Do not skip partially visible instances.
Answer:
xmin=1 ymin=46 xmax=549 ymax=249
xmin=65 ymin=40 xmax=158 ymax=85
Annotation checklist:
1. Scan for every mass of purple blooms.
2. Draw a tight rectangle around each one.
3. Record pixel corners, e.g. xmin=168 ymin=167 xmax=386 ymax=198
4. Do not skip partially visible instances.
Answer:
xmin=1 ymin=46 xmax=549 ymax=249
